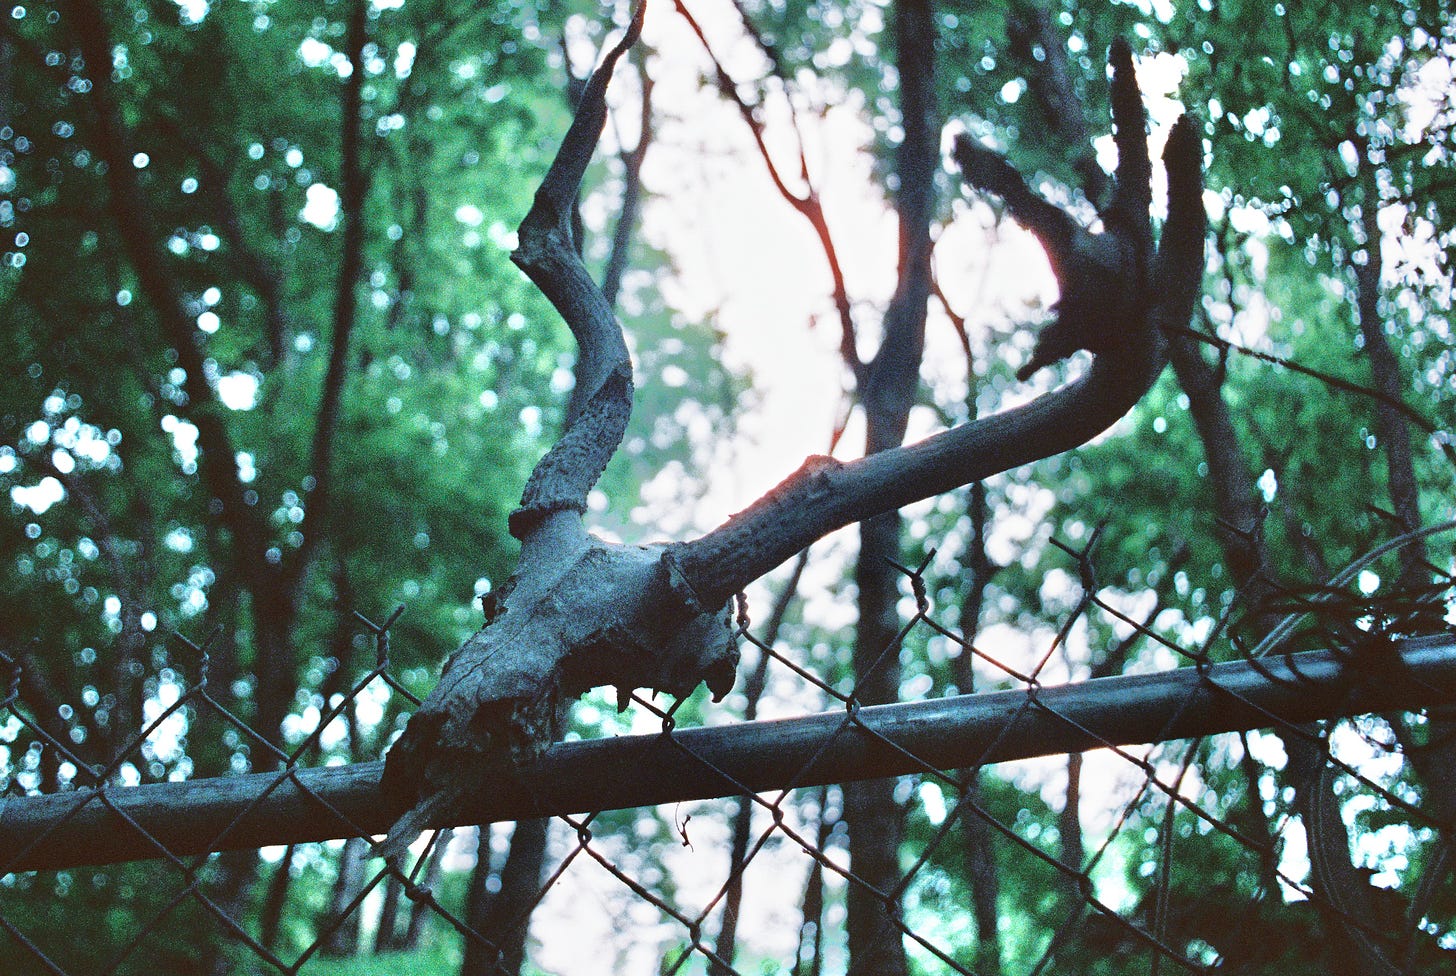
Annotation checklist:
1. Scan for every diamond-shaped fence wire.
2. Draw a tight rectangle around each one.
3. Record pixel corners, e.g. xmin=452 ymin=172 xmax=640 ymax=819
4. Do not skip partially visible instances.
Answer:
xmin=2 ymin=535 xmax=1454 ymax=976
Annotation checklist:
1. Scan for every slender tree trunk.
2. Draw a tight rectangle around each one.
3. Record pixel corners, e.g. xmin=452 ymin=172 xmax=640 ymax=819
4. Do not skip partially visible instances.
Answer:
xmin=952 ymin=474 xmax=1004 ymax=974
xmin=794 ymin=789 xmax=833 ymax=976
xmin=258 ymin=845 xmax=296 ymax=952
xmin=1170 ymin=315 xmax=1397 ymax=974
xmin=844 ymin=4 xmax=936 ymax=973
xmin=1235 ymin=733 xmax=1281 ymax=897
xmin=404 ymin=827 xmax=452 ymax=950
xmin=1349 ymin=150 xmax=1453 ymax=966
xmin=1352 ymin=156 xmax=1427 ymax=589
xmin=711 ymin=553 xmax=808 ymax=974
xmin=1059 ymin=751 xmax=1086 ymax=892
xmin=321 ymin=836 xmax=368 ymax=957
xmin=373 ymin=869 xmax=406 ymax=953
xmin=288 ymin=0 xmax=370 ymax=596
xmin=462 ymin=818 xmax=549 ymax=976
xmin=460 ymin=827 xmax=498 ymax=968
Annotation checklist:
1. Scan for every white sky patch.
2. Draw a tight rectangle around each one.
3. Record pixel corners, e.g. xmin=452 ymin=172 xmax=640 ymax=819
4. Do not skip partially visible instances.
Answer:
xmin=216 ymin=372 xmax=259 ymax=411
xmin=236 ymin=451 xmax=257 ymax=483
xmin=394 ymin=40 xmax=417 ymax=79
xmin=161 ymin=414 xmax=200 ymax=468
xmin=299 ymin=36 xmax=332 ymax=69
xmin=173 ymin=0 xmax=209 ymax=26
xmin=455 ymin=203 xmax=485 ymax=227
xmin=142 ymin=678 xmax=188 ymax=763
xmin=301 ymin=183 xmax=340 ymax=231
xmin=10 ymin=476 xmax=65 ymax=515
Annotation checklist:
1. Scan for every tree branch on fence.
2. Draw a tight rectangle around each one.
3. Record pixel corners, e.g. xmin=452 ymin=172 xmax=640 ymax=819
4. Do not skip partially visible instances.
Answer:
xmin=376 ymin=3 xmax=1207 ymax=859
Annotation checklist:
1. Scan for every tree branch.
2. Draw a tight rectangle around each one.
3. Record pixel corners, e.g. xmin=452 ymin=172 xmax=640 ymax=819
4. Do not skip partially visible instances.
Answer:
xmin=508 ymin=5 xmax=645 ymax=540
xmin=288 ymin=0 xmax=371 ymax=596
xmin=674 ymin=0 xmax=866 ymax=385
xmin=599 ymin=48 xmax=653 ymax=313
xmin=672 ymin=73 xmax=1204 ymax=611
xmin=380 ymin=30 xmax=1202 ymax=854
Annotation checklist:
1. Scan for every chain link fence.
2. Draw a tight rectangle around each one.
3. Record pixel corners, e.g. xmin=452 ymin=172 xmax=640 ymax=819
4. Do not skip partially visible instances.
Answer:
xmin=2 ymin=531 xmax=1454 ymax=975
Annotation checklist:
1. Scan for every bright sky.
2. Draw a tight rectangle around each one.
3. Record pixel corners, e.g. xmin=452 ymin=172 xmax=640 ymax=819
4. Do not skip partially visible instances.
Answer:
xmin=601 ymin=4 xmax=1207 ymax=544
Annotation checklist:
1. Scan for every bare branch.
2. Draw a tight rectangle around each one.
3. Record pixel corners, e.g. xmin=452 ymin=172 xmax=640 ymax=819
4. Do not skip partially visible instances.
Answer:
xmin=674 ymin=0 xmax=866 ymax=384
xmin=599 ymin=48 xmax=654 ymax=312
xmin=509 ymin=4 xmax=645 ymax=539
xmin=381 ymin=32 xmax=1203 ymax=855
xmin=1105 ymin=39 xmax=1154 ymax=251
xmin=669 ymin=51 xmax=1206 ymax=612
xmin=382 ymin=3 xmax=734 ymax=858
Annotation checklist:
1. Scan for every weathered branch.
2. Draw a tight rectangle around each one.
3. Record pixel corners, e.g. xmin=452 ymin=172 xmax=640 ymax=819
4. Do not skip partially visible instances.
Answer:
xmin=674 ymin=101 xmax=1203 ymax=610
xmin=380 ymin=28 xmax=1202 ymax=853
xmin=511 ymin=4 xmax=643 ymax=441
xmin=379 ymin=3 xmax=736 ymax=856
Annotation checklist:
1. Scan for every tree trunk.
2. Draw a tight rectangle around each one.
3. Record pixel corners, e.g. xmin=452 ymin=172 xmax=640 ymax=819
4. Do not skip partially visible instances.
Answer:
xmin=1352 ymin=156 xmax=1427 ymax=589
xmin=404 ymin=827 xmax=452 ymax=950
xmin=462 ymin=818 xmax=549 ymax=976
xmin=321 ymin=836 xmax=368 ymax=957
xmin=460 ymin=827 xmax=497 ymax=968
xmin=1170 ymin=303 xmax=1397 ymax=974
xmin=258 ymin=845 xmax=296 ymax=952
xmin=373 ymin=868 xmax=405 ymax=953
xmin=952 ymin=473 xmax=1003 ymax=974
xmin=712 ymin=553 xmax=808 ymax=974
xmin=1350 ymin=149 xmax=1452 ymax=965
xmin=794 ymin=790 xmax=833 ymax=976
xmin=842 ymin=3 xmax=937 ymax=973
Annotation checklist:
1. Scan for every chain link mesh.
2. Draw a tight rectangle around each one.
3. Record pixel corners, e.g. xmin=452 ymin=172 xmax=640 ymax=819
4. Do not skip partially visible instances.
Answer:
xmin=2 ymin=533 xmax=1453 ymax=975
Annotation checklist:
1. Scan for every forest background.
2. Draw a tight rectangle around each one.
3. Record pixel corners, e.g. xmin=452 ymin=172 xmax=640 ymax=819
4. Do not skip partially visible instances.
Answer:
xmin=1 ymin=0 xmax=1454 ymax=974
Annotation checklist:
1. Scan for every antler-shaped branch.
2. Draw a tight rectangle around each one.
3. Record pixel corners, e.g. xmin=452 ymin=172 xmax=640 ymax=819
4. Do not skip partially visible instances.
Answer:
xmin=669 ymin=45 xmax=1205 ymax=610
xmin=380 ymin=4 xmax=738 ymax=856
xmin=380 ymin=25 xmax=1206 ymax=850
xmin=954 ymin=40 xmax=1161 ymax=382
